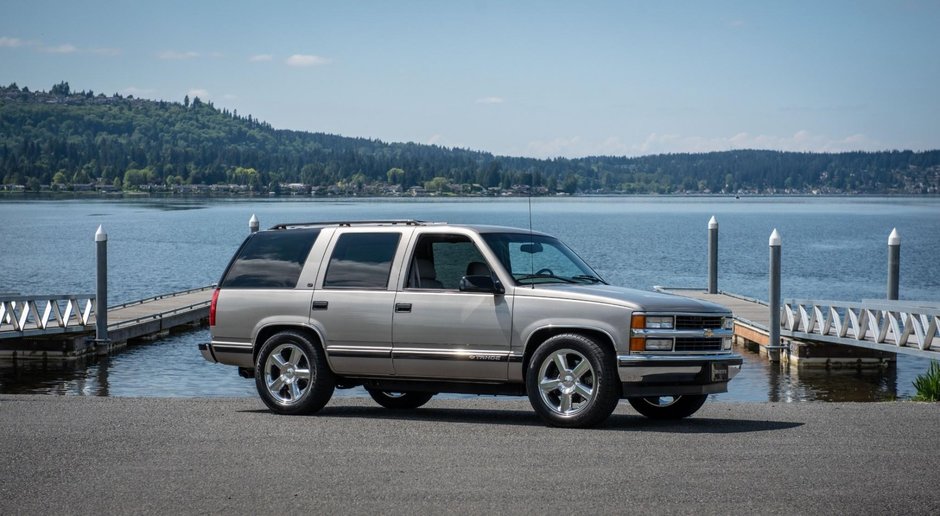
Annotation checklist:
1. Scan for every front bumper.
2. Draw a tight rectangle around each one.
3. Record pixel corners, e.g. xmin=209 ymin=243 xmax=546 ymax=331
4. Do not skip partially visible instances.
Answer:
xmin=618 ymin=353 xmax=743 ymax=396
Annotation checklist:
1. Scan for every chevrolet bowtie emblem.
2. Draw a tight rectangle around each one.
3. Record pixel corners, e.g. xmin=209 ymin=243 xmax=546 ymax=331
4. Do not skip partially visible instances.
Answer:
xmin=704 ymin=329 xmax=714 ymax=338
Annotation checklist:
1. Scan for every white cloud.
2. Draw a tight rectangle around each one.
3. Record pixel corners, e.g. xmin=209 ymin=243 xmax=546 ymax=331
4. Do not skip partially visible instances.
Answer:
xmin=90 ymin=47 xmax=122 ymax=56
xmin=285 ymin=54 xmax=331 ymax=67
xmin=158 ymin=50 xmax=199 ymax=60
xmin=0 ymin=36 xmax=24 ymax=47
xmin=520 ymin=130 xmax=883 ymax=159
xmin=476 ymin=96 xmax=505 ymax=104
xmin=249 ymin=54 xmax=273 ymax=62
xmin=427 ymin=134 xmax=443 ymax=145
xmin=44 ymin=44 xmax=78 ymax=54
xmin=633 ymin=130 xmax=882 ymax=156
xmin=525 ymin=137 xmax=584 ymax=158
xmin=121 ymin=86 xmax=156 ymax=97
xmin=187 ymin=88 xmax=210 ymax=100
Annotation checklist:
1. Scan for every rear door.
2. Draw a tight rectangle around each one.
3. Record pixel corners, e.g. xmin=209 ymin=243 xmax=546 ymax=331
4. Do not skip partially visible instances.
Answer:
xmin=311 ymin=228 xmax=410 ymax=376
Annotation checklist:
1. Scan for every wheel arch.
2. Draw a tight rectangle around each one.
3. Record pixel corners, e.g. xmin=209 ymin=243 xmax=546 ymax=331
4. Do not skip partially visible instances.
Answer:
xmin=521 ymin=326 xmax=618 ymax=382
xmin=253 ymin=323 xmax=326 ymax=364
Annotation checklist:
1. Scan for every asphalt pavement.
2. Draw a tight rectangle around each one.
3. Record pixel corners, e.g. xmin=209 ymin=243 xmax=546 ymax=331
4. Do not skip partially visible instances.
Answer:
xmin=1 ymin=395 xmax=937 ymax=515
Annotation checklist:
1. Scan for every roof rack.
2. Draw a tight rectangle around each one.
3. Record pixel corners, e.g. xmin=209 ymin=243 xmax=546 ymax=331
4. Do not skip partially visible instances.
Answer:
xmin=269 ymin=219 xmax=441 ymax=230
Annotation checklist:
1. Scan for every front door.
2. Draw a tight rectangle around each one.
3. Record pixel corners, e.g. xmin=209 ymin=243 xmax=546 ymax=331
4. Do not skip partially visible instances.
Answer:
xmin=392 ymin=233 xmax=513 ymax=380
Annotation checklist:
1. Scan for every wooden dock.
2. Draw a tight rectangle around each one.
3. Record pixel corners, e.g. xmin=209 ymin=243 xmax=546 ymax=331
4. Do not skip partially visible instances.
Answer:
xmin=657 ymin=287 xmax=894 ymax=368
xmin=0 ymin=286 xmax=213 ymax=360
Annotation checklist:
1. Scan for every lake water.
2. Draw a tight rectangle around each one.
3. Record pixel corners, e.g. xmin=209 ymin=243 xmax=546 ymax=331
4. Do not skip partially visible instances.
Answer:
xmin=1 ymin=196 xmax=938 ymax=401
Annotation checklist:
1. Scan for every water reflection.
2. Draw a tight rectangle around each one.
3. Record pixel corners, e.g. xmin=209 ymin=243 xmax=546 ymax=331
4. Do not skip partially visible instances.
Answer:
xmin=714 ymin=343 xmax=905 ymax=402
xmin=1 ymin=355 xmax=110 ymax=396
xmin=0 ymin=333 xmax=920 ymax=402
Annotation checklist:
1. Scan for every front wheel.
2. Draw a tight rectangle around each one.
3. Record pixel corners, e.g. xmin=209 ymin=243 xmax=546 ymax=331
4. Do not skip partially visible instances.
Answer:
xmin=366 ymin=389 xmax=434 ymax=410
xmin=255 ymin=331 xmax=335 ymax=415
xmin=627 ymin=394 xmax=707 ymax=420
xmin=526 ymin=333 xmax=620 ymax=428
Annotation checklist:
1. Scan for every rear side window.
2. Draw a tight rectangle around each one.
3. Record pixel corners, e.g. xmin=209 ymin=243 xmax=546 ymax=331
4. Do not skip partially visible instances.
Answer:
xmin=220 ymin=229 xmax=321 ymax=289
xmin=323 ymin=232 xmax=401 ymax=289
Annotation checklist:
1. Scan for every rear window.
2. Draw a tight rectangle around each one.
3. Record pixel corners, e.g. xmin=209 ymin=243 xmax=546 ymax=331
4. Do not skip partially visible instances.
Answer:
xmin=220 ymin=229 xmax=321 ymax=289
xmin=323 ymin=232 xmax=401 ymax=289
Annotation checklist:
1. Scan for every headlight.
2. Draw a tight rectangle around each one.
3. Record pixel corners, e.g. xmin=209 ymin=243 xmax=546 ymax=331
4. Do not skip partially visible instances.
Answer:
xmin=722 ymin=316 xmax=734 ymax=330
xmin=646 ymin=316 xmax=674 ymax=329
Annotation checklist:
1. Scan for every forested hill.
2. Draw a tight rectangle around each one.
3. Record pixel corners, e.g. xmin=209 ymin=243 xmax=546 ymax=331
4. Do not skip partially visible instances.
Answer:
xmin=1 ymin=82 xmax=938 ymax=195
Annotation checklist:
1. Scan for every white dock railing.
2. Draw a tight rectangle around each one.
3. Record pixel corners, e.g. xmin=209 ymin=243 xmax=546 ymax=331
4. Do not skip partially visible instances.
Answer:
xmin=0 ymin=294 xmax=96 ymax=337
xmin=782 ymin=299 xmax=940 ymax=359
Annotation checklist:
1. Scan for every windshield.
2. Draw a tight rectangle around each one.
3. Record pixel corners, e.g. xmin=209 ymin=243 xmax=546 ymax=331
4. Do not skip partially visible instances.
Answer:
xmin=481 ymin=232 xmax=606 ymax=286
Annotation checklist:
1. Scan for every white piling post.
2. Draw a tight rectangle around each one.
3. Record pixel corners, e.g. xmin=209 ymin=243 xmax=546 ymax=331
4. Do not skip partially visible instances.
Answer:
xmin=768 ymin=228 xmax=782 ymax=362
xmin=249 ymin=214 xmax=259 ymax=234
xmin=708 ymin=216 xmax=718 ymax=294
xmin=888 ymin=228 xmax=900 ymax=300
xmin=95 ymin=225 xmax=110 ymax=355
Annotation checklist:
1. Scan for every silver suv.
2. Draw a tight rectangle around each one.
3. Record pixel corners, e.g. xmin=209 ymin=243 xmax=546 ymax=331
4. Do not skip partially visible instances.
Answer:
xmin=200 ymin=220 xmax=741 ymax=427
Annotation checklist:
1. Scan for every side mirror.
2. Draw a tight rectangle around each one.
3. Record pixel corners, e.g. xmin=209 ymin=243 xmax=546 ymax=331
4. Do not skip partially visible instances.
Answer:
xmin=459 ymin=275 xmax=505 ymax=295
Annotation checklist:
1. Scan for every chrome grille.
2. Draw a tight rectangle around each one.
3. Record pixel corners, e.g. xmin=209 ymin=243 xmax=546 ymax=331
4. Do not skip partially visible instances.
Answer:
xmin=674 ymin=338 xmax=723 ymax=352
xmin=675 ymin=315 xmax=724 ymax=329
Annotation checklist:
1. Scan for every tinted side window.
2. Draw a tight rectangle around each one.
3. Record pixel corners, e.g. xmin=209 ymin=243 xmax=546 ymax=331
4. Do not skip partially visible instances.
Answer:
xmin=220 ymin=229 xmax=320 ymax=289
xmin=323 ymin=233 xmax=401 ymax=289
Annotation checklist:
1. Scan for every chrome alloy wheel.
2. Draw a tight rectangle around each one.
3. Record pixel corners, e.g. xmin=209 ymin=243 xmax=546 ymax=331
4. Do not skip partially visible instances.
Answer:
xmin=263 ymin=343 xmax=312 ymax=405
xmin=537 ymin=348 xmax=595 ymax=416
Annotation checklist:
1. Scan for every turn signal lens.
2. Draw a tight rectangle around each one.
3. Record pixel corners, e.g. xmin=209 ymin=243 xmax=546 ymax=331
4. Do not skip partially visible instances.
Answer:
xmin=630 ymin=337 xmax=646 ymax=352
xmin=630 ymin=314 xmax=645 ymax=330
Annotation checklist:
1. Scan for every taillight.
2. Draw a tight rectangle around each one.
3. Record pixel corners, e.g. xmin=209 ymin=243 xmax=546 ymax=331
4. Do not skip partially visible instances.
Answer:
xmin=209 ymin=288 xmax=220 ymax=326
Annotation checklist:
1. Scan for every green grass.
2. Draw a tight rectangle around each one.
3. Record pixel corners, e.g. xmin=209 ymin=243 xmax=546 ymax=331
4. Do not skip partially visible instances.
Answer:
xmin=912 ymin=361 xmax=940 ymax=401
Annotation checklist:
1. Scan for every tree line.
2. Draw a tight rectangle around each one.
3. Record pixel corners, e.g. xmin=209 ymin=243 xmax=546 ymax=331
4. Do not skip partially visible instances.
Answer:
xmin=1 ymin=82 xmax=938 ymax=194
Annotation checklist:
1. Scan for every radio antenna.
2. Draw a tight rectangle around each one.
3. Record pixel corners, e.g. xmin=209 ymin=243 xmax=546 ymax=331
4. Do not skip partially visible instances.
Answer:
xmin=528 ymin=174 xmax=535 ymax=287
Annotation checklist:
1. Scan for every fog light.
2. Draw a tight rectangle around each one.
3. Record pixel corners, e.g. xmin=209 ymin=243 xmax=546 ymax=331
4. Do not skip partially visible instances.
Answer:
xmin=645 ymin=338 xmax=673 ymax=351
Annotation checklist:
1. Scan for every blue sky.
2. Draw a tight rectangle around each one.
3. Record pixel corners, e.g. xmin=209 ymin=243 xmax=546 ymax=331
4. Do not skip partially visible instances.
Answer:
xmin=2 ymin=0 xmax=938 ymax=158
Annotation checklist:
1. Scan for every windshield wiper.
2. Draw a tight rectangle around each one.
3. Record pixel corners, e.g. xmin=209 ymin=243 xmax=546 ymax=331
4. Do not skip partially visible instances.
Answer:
xmin=571 ymin=275 xmax=606 ymax=284
xmin=516 ymin=274 xmax=577 ymax=284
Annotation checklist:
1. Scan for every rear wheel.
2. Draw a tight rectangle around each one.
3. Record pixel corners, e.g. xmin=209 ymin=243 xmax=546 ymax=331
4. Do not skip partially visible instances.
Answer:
xmin=255 ymin=331 xmax=334 ymax=415
xmin=627 ymin=394 xmax=707 ymax=420
xmin=366 ymin=389 xmax=434 ymax=410
xmin=525 ymin=333 xmax=620 ymax=428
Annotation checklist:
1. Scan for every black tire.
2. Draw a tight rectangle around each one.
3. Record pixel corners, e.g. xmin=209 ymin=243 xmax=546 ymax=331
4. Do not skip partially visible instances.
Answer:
xmin=627 ymin=394 xmax=707 ymax=420
xmin=254 ymin=330 xmax=335 ymax=415
xmin=525 ymin=333 xmax=620 ymax=428
xmin=366 ymin=389 xmax=434 ymax=410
